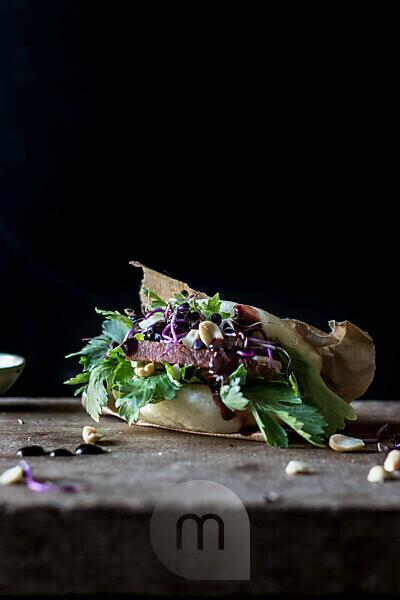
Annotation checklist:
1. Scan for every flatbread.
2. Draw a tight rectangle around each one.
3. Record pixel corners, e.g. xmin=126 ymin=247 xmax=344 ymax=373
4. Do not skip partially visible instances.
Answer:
xmin=98 ymin=262 xmax=375 ymax=441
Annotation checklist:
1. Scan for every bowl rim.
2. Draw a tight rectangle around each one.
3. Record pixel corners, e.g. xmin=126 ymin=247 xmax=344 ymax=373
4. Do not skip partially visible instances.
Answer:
xmin=0 ymin=353 xmax=26 ymax=371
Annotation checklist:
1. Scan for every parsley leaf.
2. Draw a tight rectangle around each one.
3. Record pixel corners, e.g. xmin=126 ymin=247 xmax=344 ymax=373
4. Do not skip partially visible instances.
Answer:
xmin=251 ymin=403 xmax=289 ymax=447
xmin=64 ymin=371 xmax=90 ymax=386
xmin=115 ymin=372 xmax=182 ymax=425
xmin=95 ymin=308 xmax=133 ymax=328
xmin=220 ymin=364 xmax=249 ymax=411
xmin=64 ymin=371 xmax=90 ymax=397
xmin=289 ymin=348 xmax=357 ymax=435
xmin=163 ymin=363 xmax=203 ymax=384
xmin=86 ymin=359 xmax=117 ymax=421
xmin=200 ymin=293 xmax=231 ymax=320
xmin=219 ymin=362 xmax=326 ymax=447
xmin=142 ymin=287 xmax=167 ymax=309
xmin=220 ymin=378 xmax=249 ymax=411
xmin=244 ymin=381 xmax=326 ymax=447
xmin=66 ymin=335 xmax=109 ymax=370
xmin=228 ymin=363 xmax=247 ymax=386
xmin=65 ymin=318 xmax=129 ymax=371
xmin=101 ymin=318 xmax=130 ymax=344
xmin=173 ymin=291 xmax=191 ymax=304
xmin=180 ymin=365 xmax=202 ymax=383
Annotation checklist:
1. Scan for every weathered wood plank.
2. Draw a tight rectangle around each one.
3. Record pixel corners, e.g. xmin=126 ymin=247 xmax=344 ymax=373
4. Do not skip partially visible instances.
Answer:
xmin=0 ymin=398 xmax=399 ymax=595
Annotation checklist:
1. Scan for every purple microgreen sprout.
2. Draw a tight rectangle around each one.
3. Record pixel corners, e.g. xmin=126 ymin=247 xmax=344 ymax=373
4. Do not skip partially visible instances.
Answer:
xmin=20 ymin=460 xmax=83 ymax=493
xmin=162 ymin=323 xmax=171 ymax=339
xmin=143 ymin=307 xmax=165 ymax=320
xmin=170 ymin=310 xmax=178 ymax=345
xmin=237 ymin=350 xmax=256 ymax=358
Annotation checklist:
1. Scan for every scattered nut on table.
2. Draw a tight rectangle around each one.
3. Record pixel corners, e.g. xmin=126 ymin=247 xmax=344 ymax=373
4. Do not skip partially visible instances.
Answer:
xmin=329 ymin=434 xmax=365 ymax=452
xmin=384 ymin=449 xmax=400 ymax=472
xmin=82 ymin=426 xmax=103 ymax=444
xmin=0 ymin=465 xmax=24 ymax=485
xmin=285 ymin=460 xmax=310 ymax=475
xmin=367 ymin=465 xmax=391 ymax=483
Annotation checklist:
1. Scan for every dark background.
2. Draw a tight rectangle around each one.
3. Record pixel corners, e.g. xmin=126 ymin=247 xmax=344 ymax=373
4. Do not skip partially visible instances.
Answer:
xmin=0 ymin=1 xmax=396 ymax=399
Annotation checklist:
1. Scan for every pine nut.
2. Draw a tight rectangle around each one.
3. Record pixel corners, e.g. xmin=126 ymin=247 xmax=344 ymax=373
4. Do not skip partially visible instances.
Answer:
xmin=0 ymin=465 xmax=24 ymax=485
xmin=384 ymin=449 xmax=400 ymax=472
xmin=285 ymin=460 xmax=310 ymax=475
xmin=198 ymin=321 xmax=223 ymax=347
xmin=367 ymin=465 xmax=391 ymax=483
xmin=329 ymin=434 xmax=365 ymax=452
xmin=83 ymin=425 xmax=103 ymax=444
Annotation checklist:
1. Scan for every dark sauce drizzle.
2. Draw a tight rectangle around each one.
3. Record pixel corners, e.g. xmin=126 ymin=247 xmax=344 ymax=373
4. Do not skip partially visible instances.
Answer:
xmin=49 ymin=448 xmax=74 ymax=457
xmin=75 ymin=444 xmax=106 ymax=455
xmin=17 ymin=445 xmax=46 ymax=457
xmin=206 ymin=304 xmax=260 ymax=420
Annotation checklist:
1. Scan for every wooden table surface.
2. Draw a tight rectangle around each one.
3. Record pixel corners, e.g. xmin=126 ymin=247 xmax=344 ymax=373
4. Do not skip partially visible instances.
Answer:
xmin=1 ymin=397 xmax=399 ymax=596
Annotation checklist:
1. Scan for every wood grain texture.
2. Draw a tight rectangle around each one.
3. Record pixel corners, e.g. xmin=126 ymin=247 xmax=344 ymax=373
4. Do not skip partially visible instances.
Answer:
xmin=0 ymin=398 xmax=399 ymax=595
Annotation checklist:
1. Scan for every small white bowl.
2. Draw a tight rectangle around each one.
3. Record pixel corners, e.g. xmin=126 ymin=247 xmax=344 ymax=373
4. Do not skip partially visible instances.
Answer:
xmin=0 ymin=353 xmax=26 ymax=394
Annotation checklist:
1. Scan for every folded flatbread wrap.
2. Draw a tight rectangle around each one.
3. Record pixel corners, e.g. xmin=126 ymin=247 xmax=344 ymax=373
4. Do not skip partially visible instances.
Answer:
xmin=68 ymin=262 xmax=375 ymax=447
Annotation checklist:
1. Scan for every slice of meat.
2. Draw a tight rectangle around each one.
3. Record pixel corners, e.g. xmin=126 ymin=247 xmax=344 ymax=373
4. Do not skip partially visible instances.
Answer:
xmin=124 ymin=339 xmax=210 ymax=368
xmin=123 ymin=338 xmax=281 ymax=379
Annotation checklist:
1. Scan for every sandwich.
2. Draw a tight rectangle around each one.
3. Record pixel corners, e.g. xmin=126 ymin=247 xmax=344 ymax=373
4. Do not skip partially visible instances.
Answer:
xmin=65 ymin=262 xmax=375 ymax=447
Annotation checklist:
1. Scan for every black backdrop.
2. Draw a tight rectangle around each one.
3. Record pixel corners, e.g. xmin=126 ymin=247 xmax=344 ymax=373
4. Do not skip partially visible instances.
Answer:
xmin=0 ymin=1 xmax=396 ymax=399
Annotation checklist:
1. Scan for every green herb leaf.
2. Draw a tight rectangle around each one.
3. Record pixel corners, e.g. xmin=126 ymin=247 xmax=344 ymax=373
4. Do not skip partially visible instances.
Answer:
xmin=289 ymin=372 xmax=301 ymax=397
xmin=95 ymin=308 xmax=133 ymax=328
xmin=164 ymin=362 xmax=182 ymax=382
xmin=65 ymin=312 xmax=130 ymax=378
xmin=65 ymin=336 xmax=110 ymax=369
xmin=204 ymin=293 xmax=222 ymax=316
xmin=244 ymin=380 xmax=302 ymax=405
xmin=134 ymin=333 xmax=145 ymax=341
xmin=243 ymin=381 xmax=326 ymax=447
xmin=219 ymin=364 xmax=249 ymax=411
xmin=162 ymin=362 xmax=202 ymax=384
xmin=220 ymin=377 xmax=249 ymax=411
xmin=73 ymin=384 xmax=89 ymax=397
xmin=86 ymin=360 xmax=116 ymax=421
xmin=101 ymin=318 xmax=130 ymax=344
xmin=289 ymin=348 xmax=357 ymax=435
xmin=251 ymin=404 xmax=288 ymax=447
xmin=115 ymin=372 xmax=182 ymax=425
xmin=142 ymin=287 xmax=167 ymax=309
xmin=64 ymin=371 xmax=90 ymax=397
xmin=173 ymin=291 xmax=190 ymax=304
xmin=228 ymin=363 xmax=248 ymax=386
xmin=64 ymin=372 xmax=90 ymax=386
xmin=200 ymin=293 xmax=230 ymax=320
xmin=179 ymin=365 xmax=202 ymax=383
